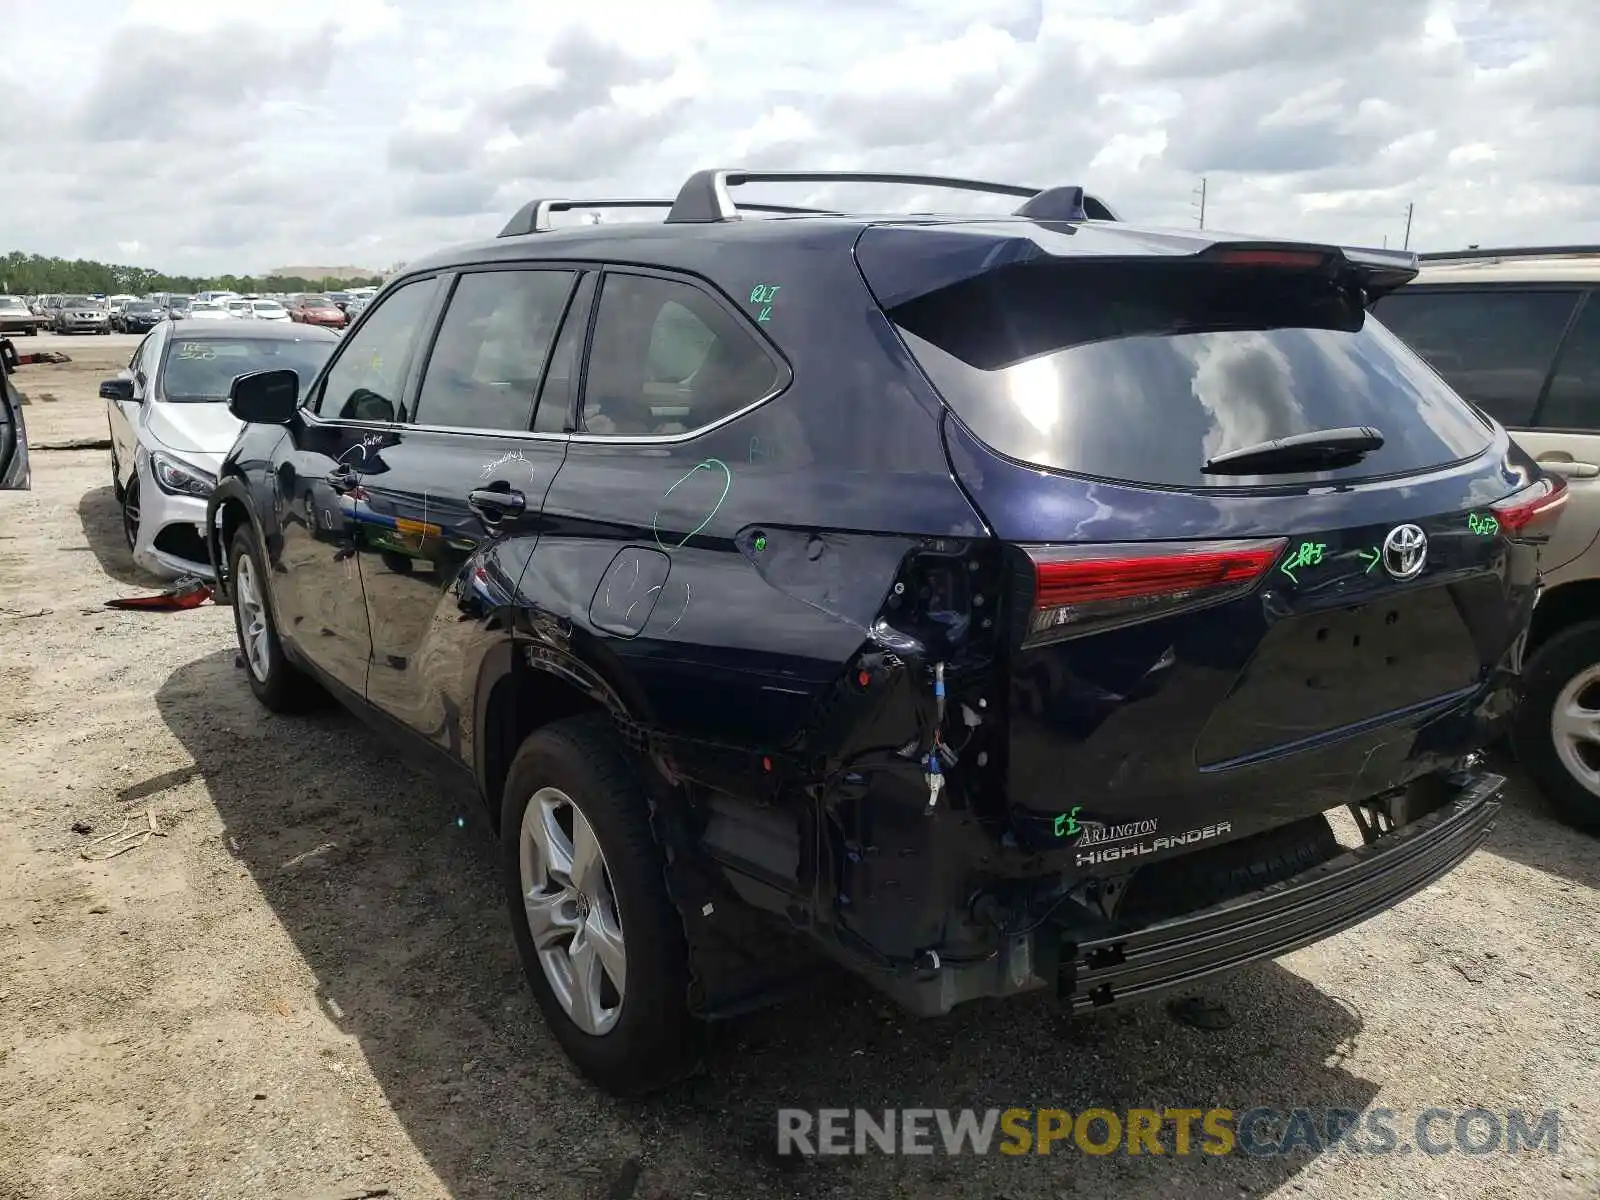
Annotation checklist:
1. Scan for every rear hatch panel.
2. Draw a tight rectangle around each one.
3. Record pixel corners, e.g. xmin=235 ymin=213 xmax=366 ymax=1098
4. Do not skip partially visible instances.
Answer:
xmin=856 ymin=225 xmax=1545 ymax=868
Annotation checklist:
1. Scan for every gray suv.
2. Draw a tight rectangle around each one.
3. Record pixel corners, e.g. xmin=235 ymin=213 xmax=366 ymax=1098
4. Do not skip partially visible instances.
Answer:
xmin=52 ymin=296 xmax=110 ymax=335
xmin=1373 ymin=247 xmax=1600 ymax=831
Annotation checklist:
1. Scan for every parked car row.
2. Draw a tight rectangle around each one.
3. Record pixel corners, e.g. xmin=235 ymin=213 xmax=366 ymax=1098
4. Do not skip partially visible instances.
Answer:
xmin=16 ymin=286 xmax=379 ymax=331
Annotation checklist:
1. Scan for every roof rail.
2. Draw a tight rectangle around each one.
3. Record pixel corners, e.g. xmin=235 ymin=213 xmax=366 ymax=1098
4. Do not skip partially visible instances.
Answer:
xmin=497 ymin=197 xmax=833 ymax=238
xmin=663 ymin=169 xmax=1119 ymax=224
xmin=1417 ymin=244 xmax=1600 ymax=264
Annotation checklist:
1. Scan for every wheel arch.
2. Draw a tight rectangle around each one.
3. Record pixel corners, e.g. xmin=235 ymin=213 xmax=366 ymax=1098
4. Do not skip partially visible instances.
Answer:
xmin=1527 ymin=578 xmax=1600 ymax=658
xmin=476 ymin=635 xmax=655 ymax=832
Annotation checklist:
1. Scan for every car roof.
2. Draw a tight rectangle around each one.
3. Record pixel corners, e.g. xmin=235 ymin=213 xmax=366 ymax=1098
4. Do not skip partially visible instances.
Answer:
xmin=410 ymin=212 xmax=1395 ymax=276
xmin=1407 ymin=245 xmax=1600 ymax=286
xmin=1409 ymin=257 xmax=1600 ymax=286
xmin=397 ymin=165 xmax=1416 ymax=283
xmin=166 ymin=320 xmax=339 ymax=340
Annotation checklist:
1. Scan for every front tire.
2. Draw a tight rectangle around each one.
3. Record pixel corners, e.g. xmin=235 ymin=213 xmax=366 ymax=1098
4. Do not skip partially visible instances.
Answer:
xmin=229 ymin=525 xmax=318 ymax=712
xmin=500 ymin=715 xmax=700 ymax=1095
xmin=109 ymin=434 xmax=124 ymax=503
xmin=121 ymin=475 xmax=140 ymax=552
xmin=1514 ymin=622 xmax=1600 ymax=834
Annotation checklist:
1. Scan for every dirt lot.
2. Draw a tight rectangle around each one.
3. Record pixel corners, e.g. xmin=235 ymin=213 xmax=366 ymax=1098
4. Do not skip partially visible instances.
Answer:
xmin=2 ymin=336 xmax=1598 ymax=1200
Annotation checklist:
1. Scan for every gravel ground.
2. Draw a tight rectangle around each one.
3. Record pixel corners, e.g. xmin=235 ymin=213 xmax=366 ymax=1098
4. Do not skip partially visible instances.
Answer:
xmin=1 ymin=339 xmax=1598 ymax=1200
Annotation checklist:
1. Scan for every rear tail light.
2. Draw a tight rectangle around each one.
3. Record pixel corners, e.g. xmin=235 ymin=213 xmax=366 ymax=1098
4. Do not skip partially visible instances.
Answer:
xmin=1023 ymin=538 xmax=1286 ymax=643
xmin=1207 ymin=247 xmax=1330 ymax=269
xmin=1491 ymin=475 xmax=1567 ymax=540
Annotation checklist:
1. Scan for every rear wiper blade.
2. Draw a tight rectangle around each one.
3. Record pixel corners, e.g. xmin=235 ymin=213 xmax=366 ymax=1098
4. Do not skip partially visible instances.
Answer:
xmin=1203 ymin=426 xmax=1384 ymax=475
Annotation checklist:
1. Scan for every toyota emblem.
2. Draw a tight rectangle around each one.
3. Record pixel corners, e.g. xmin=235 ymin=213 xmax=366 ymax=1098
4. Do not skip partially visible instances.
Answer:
xmin=1381 ymin=523 xmax=1428 ymax=580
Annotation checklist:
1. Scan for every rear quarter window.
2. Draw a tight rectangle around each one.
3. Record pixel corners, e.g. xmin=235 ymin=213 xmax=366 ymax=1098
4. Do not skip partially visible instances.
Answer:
xmin=892 ymin=260 xmax=1494 ymax=489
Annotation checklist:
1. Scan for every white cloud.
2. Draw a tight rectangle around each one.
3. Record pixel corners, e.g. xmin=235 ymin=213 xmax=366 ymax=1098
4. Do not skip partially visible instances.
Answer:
xmin=0 ymin=0 xmax=1596 ymax=275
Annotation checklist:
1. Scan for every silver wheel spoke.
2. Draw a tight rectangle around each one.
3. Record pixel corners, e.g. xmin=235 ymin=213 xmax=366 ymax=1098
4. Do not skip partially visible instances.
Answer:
xmin=566 ymin=928 xmax=609 ymax=1034
xmin=1553 ymin=698 xmax=1600 ymax=746
xmin=523 ymin=887 xmax=578 ymax=950
xmin=584 ymin=905 xmax=627 ymax=997
xmin=568 ymin=810 xmax=604 ymax=897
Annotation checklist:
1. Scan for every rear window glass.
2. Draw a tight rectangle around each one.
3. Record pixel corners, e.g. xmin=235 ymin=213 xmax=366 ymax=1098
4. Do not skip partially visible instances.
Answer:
xmin=891 ymin=261 xmax=1495 ymax=488
xmin=1369 ymin=288 xmax=1580 ymax=427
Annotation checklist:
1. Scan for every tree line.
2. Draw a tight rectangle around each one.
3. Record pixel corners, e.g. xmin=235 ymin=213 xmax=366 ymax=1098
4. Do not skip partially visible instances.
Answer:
xmin=0 ymin=251 xmax=383 ymax=297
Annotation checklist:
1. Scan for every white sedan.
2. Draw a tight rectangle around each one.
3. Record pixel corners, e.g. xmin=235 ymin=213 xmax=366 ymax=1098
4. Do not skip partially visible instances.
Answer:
xmin=185 ymin=301 xmax=234 ymax=321
xmin=101 ymin=322 xmax=339 ymax=579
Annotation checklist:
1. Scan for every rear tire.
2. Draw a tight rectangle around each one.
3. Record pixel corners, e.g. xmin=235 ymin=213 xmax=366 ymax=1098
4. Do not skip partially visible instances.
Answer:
xmin=500 ymin=715 xmax=700 ymax=1096
xmin=229 ymin=525 xmax=319 ymax=712
xmin=1513 ymin=621 xmax=1600 ymax=834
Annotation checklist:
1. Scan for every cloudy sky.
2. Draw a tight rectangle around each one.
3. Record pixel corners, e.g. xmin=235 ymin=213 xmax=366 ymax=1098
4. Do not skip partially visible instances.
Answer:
xmin=3 ymin=0 xmax=1595 ymax=276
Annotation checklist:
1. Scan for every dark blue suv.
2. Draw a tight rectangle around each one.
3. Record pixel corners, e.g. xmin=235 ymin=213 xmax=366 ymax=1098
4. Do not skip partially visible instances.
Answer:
xmin=205 ymin=169 xmax=1562 ymax=1095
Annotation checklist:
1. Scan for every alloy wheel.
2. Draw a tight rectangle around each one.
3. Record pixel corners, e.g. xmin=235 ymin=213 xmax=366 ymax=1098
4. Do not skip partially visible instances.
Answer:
xmin=1551 ymin=663 xmax=1600 ymax=799
xmin=234 ymin=552 xmax=272 ymax=683
xmin=518 ymin=786 xmax=627 ymax=1036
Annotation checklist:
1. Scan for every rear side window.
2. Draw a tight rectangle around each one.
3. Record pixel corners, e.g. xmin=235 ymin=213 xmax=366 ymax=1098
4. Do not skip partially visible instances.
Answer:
xmin=1370 ymin=288 xmax=1579 ymax=427
xmin=891 ymin=261 xmax=1495 ymax=489
xmin=1538 ymin=295 xmax=1600 ymax=431
xmin=413 ymin=269 xmax=575 ymax=432
xmin=581 ymin=273 xmax=780 ymax=437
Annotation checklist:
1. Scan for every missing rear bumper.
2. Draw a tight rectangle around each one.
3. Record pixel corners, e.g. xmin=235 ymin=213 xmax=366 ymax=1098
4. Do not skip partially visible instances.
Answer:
xmin=1057 ymin=771 xmax=1503 ymax=1010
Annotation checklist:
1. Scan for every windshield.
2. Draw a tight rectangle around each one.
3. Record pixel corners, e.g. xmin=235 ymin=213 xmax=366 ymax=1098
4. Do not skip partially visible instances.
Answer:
xmin=63 ymin=296 xmax=97 ymax=308
xmin=889 ymin=259 xmax=1495 ymax=488
xmin=300 ymin=296 xmax=333 ymax=307
xmin=0 ymin=296 xmax=23 ymax=308
xmin=252 ymin=302 xmax=284 ymax=312
xmin=160 ymin=337 xmax=335 ymax=403
xmin=126 ymin=302 xmax=156 ymax=313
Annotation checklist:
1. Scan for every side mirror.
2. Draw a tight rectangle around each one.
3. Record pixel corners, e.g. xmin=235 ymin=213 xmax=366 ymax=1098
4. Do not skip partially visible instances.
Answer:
xmin=228 ymin=369 xmax=301 ymax=425
xmin=99 ymin=375 xmax=135 ymax=403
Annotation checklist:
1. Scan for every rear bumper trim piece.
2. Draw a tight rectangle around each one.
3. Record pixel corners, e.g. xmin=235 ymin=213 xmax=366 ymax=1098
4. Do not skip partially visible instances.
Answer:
xmin=1058 ymin=772 xmax=1503 ymax=1009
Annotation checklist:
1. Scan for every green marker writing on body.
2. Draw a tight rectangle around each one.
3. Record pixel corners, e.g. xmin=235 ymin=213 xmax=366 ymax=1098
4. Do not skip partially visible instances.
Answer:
xmin=1279 ymin=541 xmax=1327 ymax=583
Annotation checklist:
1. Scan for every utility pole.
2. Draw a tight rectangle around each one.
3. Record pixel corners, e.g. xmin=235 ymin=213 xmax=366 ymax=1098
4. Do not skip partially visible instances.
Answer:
xmin=1402 ymin=202 xmax=1414 ymax=250
xmin=1192 ymin=177 xmax=1207 ymax=229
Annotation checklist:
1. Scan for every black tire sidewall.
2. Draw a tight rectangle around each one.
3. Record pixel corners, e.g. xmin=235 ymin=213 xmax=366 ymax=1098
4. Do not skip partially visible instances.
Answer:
xmin=121 ymin=475 xmax=139 ymax=552
xmin=1514 ymin=621 xmax=1600 ymax=833
xmin=499 ymin=716 xmax=698 ymax=1095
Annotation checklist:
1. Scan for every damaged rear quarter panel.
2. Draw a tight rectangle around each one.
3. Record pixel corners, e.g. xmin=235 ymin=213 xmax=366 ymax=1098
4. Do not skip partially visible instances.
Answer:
xmin=501 ymin=236 xmax=1001 ymax=957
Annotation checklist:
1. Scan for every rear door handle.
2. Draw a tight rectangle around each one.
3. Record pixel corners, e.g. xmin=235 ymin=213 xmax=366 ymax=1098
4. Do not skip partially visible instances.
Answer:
xmin=469 ymin=488 xmax=526 ymax=520
xmin=1536 ymin=458 xmax=1600 ymax=479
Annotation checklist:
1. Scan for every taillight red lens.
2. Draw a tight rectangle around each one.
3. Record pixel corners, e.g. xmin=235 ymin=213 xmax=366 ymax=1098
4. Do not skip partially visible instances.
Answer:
xmin=1209 ymin=248 xmax=1329 ymax=269
xmin=1024 ymin=538 xmax=1286 ymax=642
xmin=1491 ymin=475 xmax=1568 ymax=539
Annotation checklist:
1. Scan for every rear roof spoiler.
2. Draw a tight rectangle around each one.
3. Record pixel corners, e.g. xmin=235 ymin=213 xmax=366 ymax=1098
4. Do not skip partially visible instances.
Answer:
xmin=860 ymin=233 xmax=1420 ymax=311
xmin=1332 ymin=244 xmax=1420 ymax=297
